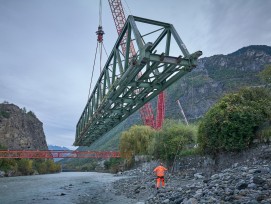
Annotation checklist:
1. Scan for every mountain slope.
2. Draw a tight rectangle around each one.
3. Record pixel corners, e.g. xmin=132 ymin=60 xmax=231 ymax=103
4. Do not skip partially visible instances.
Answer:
xmin=165 ymin=45 xmax=271 ymax=120
xmin=48 ymin=145 xmax=70 ymax=151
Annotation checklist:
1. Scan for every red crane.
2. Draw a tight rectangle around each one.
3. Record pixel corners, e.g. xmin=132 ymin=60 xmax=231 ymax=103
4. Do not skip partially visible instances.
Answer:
xmin=107 ymin=0 xmax=165 ymax=129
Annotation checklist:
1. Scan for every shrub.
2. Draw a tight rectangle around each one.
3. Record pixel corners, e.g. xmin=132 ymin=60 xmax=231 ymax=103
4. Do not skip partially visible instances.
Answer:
xmin=47 ymin=160 xmax=61 ymax=173
xmin=0 ymin=144 xmax=7 ymax=150
xmin=0 ymin=110 xmax=10 ymax=118
xmin=149 ymin=120 xmax=197 ymax=163
xmin=256 ymin=121 xmax=271 ymax=142
xmin=18 ymin=159 xmax=34 ymax=175
xmin=33 ymin=160 xmax=48 ymax=174
xmin=27 ymin=111 xmax=36 ymax=118
xmin=119 ymin=125 xmax=155 ymax=166
xmin=104 ymin=158 xmax=124 ymax=173
xmin=258 ymin=64 xmax=271 ymax=84
xmin=198 ymin=87 xmax=271 ymax=154
xmin=0 ymin=159 xmax=18 ymax=172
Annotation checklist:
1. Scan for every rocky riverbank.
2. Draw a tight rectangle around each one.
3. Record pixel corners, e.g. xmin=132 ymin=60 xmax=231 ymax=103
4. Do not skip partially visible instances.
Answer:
xmin=112 ymin=144 xmax=271 ymax=204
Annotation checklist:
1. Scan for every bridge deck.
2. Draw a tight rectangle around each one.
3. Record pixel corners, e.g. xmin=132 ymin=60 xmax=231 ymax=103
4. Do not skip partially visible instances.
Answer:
xmin=0 ymin=150 xmax=120 ymax=159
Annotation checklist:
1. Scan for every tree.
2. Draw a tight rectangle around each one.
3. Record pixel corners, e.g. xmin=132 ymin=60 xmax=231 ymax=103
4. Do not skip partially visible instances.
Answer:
xmin=258 ymin=64 xmax=271 ymax=84
xmin=149 ymin=120 xmax=197 ymax=163
xmin=22 ymin=107 xmax=27 ymax=114
xmin=27 ymin=111 xmax=36 ymax=118
xmin=198 ymin=87 xmax=271 ymax=154
xmin=18 ymin=159 xmax=34 ymax=175
xmin=119 ymin=125 xmax=155 ymax=166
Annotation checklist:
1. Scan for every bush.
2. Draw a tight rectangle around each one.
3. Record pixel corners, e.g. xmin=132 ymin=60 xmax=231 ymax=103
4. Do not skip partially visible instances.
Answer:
xmin=80 ymin=163 xmax=96 ymax=172
xmin=0 ymin=144 xmax=7 ymax=150
xmin=27 ymin=111 xmax=36 ymax=118
xmin=0 ymin=159 xmax=18 ymax=172
xmin=119 ymin=125 xmax=156 ymax=166
xmin=256 ymin=121 xmax=271 ymax=142
xmin=258 ymin=64 xmax=271 ymax=84
xmin=18 ymin=159 xmax=34 ymax=175
xmin=149 ymin=120 xmax=197 ymax=163
xmin=104 ymin=158 xmax=124 ymax=173
xmin=0 ymin=156 xmax=61 ymax=175
xmin=33 ymin=160 xmax=48 ymax=174
xmin=46 ymin=159 xmax=61 ymax=173
xmin=198 ymin=87 xmax=271 ymax=154
xmin=0 ymin=109 xmax=10 ymax=118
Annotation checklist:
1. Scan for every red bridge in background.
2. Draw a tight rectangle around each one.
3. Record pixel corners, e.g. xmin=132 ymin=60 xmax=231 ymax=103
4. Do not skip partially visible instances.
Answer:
xmin=0 ymin=150 xmax=121 ymax=159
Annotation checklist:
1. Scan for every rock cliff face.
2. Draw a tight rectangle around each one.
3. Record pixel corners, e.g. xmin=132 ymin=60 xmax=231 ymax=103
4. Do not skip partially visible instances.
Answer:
xmin=0 ymin=103 xmax=48 ymax=150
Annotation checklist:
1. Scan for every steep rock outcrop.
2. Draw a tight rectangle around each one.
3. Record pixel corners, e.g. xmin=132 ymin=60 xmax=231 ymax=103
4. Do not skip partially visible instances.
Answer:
xmin=0 ymin=103 xmax=48 ymax=150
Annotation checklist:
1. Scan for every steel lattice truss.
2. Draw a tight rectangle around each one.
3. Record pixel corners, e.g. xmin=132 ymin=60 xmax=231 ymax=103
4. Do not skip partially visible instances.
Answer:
xmin=74 ymin=15 xmax=202 ymax=146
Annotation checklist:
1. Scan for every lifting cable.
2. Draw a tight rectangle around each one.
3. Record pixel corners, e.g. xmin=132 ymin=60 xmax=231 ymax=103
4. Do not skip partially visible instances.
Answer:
xmin=88 ymin=0 xmax=106 ymax=99
xmin=123 ymin=0 xmax=132 ymax=15
xmin=97 ymin=0 xmax=104 ymax=74
xmin=88 ymin=42 xmax=99 ymax=99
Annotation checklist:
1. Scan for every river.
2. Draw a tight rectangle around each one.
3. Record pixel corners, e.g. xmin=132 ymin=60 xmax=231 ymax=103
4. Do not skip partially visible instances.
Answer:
xmin=0 ymin=172 xmax=137 ymax=204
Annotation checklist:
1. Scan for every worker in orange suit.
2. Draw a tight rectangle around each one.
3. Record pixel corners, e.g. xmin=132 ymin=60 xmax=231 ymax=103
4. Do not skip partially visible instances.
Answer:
xmin=153 ymin=163 xmax=168 ymax=189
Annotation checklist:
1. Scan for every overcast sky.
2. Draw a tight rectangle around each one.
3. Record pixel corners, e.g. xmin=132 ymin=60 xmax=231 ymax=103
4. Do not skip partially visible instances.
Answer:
xmin=0 ymin=0 xmax=270 ymax=149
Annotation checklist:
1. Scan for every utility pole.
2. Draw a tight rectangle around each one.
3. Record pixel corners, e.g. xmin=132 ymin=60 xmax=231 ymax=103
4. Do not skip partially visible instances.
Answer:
xmin=176 ymin=100 xmax=189 ymax=125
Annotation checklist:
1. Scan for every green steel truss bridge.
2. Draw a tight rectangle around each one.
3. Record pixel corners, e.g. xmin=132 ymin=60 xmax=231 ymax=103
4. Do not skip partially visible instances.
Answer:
xmin=74 ymin=15 xmax=202 ymax=146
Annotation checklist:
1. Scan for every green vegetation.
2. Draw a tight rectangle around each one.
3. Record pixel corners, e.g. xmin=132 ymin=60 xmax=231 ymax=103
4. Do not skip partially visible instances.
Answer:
xmin=0 ymin=109 xmax=10 ymax=118
xmin=22 ymin=107 xmax=27 ymax=114
xmin=17 ymin=159 xmax=34 ymax=175
xmin=0 ymin=144 xmax=6 ymax=150
xmin=198 ymin=87 xmax=271 ymax=154
xmin=258 ymin=64 xmax=271 ymax=84
xmin=119 ymin=125 xmax=155 ymax=166
xmin=119 ymin=121 xmax=198 ymax=165
xmin=148 ymin=120 xmax=197 ymax=163
xmin=60 ymin=158 xmax=98 ymax=172
xmin=104 ymin=158 xmax=124 ymax=173
xmin=0 ymin=145 xmax=61 ymax=176
xmin=27 ymin=111 xmax=37 ymax=118
xmin=0 ymin=158 xmax=18 ymax=173
xmin=256 ymin=122 xmax=271 ymax=142
xmin=0 ymin=158 xmax=61 ymax=176
xmin=118 ymin=87 xmax=271 ymax=166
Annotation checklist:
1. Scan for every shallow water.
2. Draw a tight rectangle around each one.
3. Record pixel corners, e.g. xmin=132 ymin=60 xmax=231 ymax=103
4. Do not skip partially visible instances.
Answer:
xmin=0 ymin=172 xmax=135 ymax=204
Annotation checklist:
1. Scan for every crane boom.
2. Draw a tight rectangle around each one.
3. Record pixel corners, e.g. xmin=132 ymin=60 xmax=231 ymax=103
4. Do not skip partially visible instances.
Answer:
xmin=108 ymin=0 xmax=164 ymax=129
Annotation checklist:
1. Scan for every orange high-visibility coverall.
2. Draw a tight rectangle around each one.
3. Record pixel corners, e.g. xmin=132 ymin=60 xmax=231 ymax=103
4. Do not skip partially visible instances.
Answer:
xmin=153 ymin=165 xmax=167 ymax=188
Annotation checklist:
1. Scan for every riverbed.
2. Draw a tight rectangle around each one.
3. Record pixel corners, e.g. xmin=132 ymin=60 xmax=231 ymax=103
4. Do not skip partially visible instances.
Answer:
xmin=0 ymin=172 xmax=137 ymax=204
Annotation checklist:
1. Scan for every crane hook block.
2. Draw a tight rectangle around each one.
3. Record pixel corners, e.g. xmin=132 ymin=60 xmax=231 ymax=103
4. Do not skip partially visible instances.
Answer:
xmin=96 ymin=26 xmax=105 ymax=43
